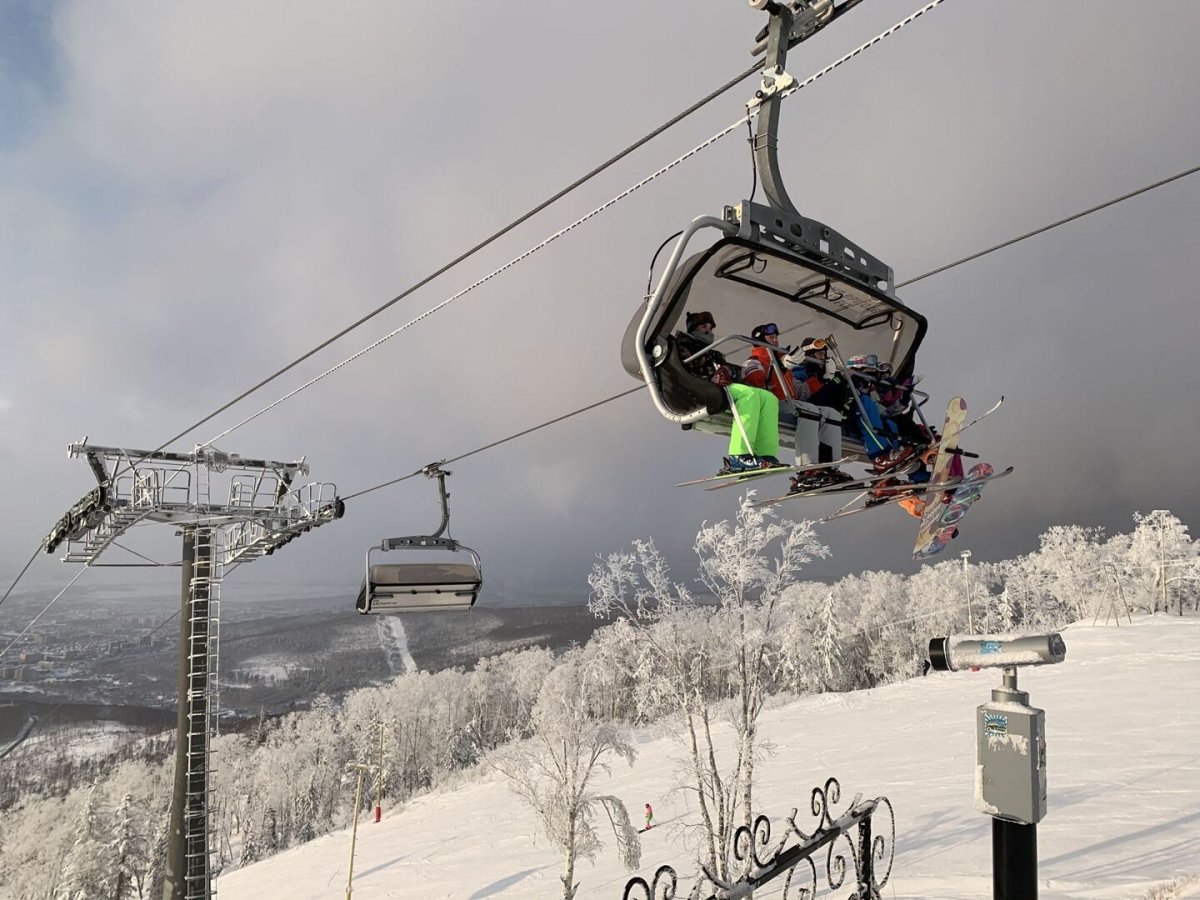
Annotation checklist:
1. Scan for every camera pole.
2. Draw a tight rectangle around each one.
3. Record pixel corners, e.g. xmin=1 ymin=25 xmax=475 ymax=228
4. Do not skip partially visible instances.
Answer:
xmin=989 ymin=667 xmax=1038 ymax=900
xmin=927 ymin=634 xmax=1065 ymax=900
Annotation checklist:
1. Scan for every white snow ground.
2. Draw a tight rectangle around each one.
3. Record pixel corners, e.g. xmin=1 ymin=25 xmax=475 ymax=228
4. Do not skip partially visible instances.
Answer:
xmin=219 ymin=615 xmax=1200 ymax=899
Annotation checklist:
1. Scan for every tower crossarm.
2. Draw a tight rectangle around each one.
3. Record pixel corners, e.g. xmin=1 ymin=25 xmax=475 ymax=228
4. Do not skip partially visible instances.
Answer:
xmin=46 ymin=440 xmax=338 ymax=565
xmin=223 ymin=483 xmax=345 ymax=565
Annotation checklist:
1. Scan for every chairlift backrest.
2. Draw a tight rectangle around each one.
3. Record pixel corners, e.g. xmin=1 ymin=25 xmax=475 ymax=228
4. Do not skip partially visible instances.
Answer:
xmin=356 ymin=541 xmax=482 ymax=614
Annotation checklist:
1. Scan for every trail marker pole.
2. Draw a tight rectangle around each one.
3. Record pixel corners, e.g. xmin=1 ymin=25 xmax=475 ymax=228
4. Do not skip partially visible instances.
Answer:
xmin=374 ymin=719 xmax=385 ymax=823
xmin=345 ymin=763 xmax=370 ymax=900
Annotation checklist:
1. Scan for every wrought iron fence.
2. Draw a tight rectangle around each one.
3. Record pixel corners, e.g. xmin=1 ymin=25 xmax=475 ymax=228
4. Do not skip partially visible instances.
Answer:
xmin=622 ymin=777 xmax=894 ymax=899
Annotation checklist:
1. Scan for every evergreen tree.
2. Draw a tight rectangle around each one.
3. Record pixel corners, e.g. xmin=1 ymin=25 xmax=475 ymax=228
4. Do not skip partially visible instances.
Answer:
xmin=108 ymin=792 xmax=146 ymax=899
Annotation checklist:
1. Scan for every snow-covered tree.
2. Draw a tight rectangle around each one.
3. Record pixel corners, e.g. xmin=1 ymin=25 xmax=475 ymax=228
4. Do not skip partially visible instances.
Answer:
xmin=145 ymin=820 xmax=169 ymax=900
xmin=491 ymin=650 xmax=640 ymax=900
xmin=1124 ymin=510 xmax=1199 ymax=613
xmin=780 ymin=587 xmax=847 ymax=694
xmin=108 ymin=793 xmax=146 ymax=899
xmin=589 ymin=495 xmax=827 ymax=882
xmin=56 ymin=779 xmax=109 ymax=900
xmin=694 ymin=497 xmax=828 ymax=834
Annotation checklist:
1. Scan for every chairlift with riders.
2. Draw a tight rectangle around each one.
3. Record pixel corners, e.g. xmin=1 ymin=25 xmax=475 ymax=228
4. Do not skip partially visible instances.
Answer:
xmin=620 ymin=0 xmax=1008 ymax=557
xmin=356 ymin=463 xmax=483 ymax=614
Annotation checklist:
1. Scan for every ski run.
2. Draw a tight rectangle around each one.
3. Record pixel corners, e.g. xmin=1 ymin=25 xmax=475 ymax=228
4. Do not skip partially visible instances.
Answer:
xmin=219 ymin=614 xmax=1200 ymax=899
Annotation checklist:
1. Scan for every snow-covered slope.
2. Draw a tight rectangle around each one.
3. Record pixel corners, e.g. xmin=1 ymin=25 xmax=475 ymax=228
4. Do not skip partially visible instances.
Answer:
xmin=219 ymin=616 xmax=1200 ymax=899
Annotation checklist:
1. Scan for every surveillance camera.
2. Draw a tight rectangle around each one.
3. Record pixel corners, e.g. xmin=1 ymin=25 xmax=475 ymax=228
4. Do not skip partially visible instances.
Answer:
xmin=928 ymin=633 xmax=1066 ymax=672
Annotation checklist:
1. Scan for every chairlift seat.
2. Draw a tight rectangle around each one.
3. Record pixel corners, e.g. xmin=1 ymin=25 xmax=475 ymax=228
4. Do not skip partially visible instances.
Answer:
xmin=354 ymin=464 xmax=483 ymax=615
xmin=357 ymin=561 xmax=481 ymax=614
xmin=622 ymin=203 xmax=929 ymax=464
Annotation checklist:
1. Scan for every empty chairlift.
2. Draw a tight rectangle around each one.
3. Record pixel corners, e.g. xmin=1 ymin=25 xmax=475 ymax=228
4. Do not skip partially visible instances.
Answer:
xmin=356 ymin=463 xmax=482 ymax=614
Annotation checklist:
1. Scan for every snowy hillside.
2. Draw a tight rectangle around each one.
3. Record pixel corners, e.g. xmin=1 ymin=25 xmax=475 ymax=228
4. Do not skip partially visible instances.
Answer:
xmin=219 ymin=615 xmax=1200 ymax=899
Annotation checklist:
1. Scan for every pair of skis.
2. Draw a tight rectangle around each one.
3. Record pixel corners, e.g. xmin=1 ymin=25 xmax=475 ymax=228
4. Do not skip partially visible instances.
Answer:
xmin=675 ymin=396 xmax=1010 ymax=560
xmin=821 ymin=464 xmax=1013 ymax=523
xmin=810 ymin=396 xmax=1008 ymax=558
xmin=749 ymin=396 xmax=1006 ymax=508
xmin=674 ymin=456 xmax=853 ymax=491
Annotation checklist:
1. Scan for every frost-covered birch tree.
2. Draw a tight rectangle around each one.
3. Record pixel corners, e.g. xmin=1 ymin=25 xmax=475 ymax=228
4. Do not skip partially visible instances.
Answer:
xmin=695 ymin=497 xmax=828 ymax=835
xmin=589 ymin=495 xmax=827 ymax=883
xmin=491 ymin=650 xmax=640 ymax=900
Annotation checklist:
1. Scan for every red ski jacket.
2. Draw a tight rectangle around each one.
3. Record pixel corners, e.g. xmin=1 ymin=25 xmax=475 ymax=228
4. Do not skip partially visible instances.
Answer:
xmin=742 ymin=346 xmax=795 ymax=402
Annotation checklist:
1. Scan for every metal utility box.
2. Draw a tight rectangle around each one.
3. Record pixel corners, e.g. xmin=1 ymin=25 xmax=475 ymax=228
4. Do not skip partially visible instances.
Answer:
xmin=975 ymin=696 xmax=1047 ymax=825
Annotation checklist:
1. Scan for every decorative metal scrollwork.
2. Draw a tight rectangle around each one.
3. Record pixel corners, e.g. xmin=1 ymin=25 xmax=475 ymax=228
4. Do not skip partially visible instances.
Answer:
xmin=620 ymin=777 xmax=894 ymax=900
xmin=623 ymin=864 xmax=678 ymax=900
xmin=732 ymin=814 xmax=776 ymax=871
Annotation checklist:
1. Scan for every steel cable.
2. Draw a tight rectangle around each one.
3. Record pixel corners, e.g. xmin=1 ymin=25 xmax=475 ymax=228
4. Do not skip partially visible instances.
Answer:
xmin=196 ymin=0 xmax=950 ymax=450
xmin=342 ymin=160 xmax=1200 ymax=501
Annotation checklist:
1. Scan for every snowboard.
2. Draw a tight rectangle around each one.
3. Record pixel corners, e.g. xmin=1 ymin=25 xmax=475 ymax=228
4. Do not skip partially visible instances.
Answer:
xmin=912 ymin=463 xmax=1009 ymax=559
xmin=910 ymin=397 xmax=970 ymax=548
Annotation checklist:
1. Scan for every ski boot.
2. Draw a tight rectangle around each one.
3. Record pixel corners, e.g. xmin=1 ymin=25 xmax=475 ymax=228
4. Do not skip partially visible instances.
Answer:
xmin=871 ymin=445 xmax=917 ymax=474
xmin=719 ymin=454 xmax=772 ymax=475
xmin=788 ymin=467 xmax=854 ymax=494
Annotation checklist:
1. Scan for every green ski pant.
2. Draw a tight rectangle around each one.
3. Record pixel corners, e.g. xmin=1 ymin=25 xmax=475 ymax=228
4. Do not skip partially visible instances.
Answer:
xmin=727 ymin=383 xmax=780 ymax=458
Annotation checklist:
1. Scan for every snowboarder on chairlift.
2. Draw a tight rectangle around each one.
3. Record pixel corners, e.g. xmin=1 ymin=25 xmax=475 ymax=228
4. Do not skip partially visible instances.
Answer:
xmin=742 ymin=322 xmax=796 ymax=403
xmin=844 ymin=355 xmax=915 ymax=474
xmin=674 ymin=311 xmax=784 ymax=474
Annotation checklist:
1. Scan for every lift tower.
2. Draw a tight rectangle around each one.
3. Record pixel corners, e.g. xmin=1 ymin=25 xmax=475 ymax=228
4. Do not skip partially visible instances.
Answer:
xmin=43 ymin=441 xmax=345 ymax=900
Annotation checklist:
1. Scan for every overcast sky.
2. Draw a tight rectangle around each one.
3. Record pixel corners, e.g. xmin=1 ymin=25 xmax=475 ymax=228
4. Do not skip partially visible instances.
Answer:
xmin=2 ymin=0 xmax=1199 ymax=610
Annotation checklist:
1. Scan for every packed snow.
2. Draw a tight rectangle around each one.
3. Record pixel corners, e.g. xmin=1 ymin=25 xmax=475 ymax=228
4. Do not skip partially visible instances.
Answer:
xmin=377 ymin=616 xmax=417 ymax=676
xmin=219 ymin=614 xmax=1200 ymax=899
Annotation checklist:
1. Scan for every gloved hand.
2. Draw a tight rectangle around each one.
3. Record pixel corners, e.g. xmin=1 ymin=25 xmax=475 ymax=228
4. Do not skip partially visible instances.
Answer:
xmin=781 ymin=351 xmax=805 ymax=369
xmin=823 ymin=358 xmax=838 ymax=379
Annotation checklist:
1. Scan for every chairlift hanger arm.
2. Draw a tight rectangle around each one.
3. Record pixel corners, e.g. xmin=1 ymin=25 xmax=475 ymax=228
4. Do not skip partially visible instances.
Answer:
xmin=424 ymin=464 xmax=452 ymax=539
xmin=750 ymin=3 xmax=800 ymax=215
xmin=746 ymin=1 xmax=865 ymax=216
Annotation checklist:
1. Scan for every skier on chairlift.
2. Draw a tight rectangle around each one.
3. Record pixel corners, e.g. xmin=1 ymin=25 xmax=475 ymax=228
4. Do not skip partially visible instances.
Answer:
xmin=673 ymin=311 xmax=785 ymax=474
xmin=742 ymin=322 xmax=796 ymax=404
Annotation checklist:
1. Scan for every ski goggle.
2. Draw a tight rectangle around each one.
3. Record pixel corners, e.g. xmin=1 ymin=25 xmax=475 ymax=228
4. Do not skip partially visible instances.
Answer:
xmin=847 ymin=353 xmax=880 ymax=370
xmin=801 ymin=338 xmax=827 ymax=351
xmin=759 ymin=323 xmax=780 ymax=336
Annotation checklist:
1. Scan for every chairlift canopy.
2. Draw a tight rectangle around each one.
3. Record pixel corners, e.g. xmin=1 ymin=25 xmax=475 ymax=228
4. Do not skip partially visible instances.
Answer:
xmin=621 ymin=202 xmax=927 ymax=423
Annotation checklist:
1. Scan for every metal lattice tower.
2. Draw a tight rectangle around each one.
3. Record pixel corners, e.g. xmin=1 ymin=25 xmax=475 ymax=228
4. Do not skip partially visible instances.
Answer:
xmin=43 ymin=441 xmax=344 ymax=900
